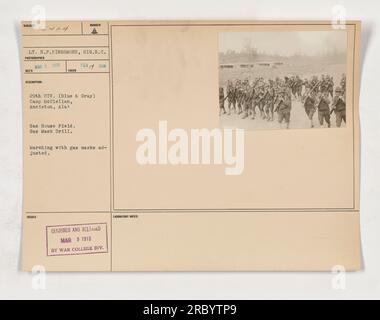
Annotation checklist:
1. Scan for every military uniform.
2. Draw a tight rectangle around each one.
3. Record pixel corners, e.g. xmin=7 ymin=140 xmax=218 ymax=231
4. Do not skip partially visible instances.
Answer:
xmin=327 ymin=76 xmax=334 ymax=98
xmin=304 ymin=94 xmax=316 ymax=119
xmin=235 ymin=83 xmax=243 ymax=114
xmin=219 ymin=87 xmax=226 ymax=115
xmin=332 ymin=87 xmax=346 ymax=127
xmin=251 ymin=89 xmax=261 ymax=119
xmin=264 ymin=85 xmax=275 ymax=121
xmin=276 ymin=90 xmax=292 ymax=129
xmin=303 ymin=90 xmax=317 ymax=128
xmin=289 ymin=76 xmax=296 ymax=97
xmin=340 ymin=74 xmax=346 ymax=95
xmin=257 ymin=87 xmax=266 ymax=119
xmin=298 ymin=77 xmax=303 ymax=98
xmin=316 ymin=93 xmax=331 ymax=127
xmin=304 ymin=79 xmax=311 ymax=91
xmin=226 ymin=81 xmax=236 ymax=114
xmin=310 ymin=76 xmax=319 ymax=92
xmin=241 ymin=85 xmax=251 ymax=119
xmin=320 ymin=75 xmax=328 ymax=94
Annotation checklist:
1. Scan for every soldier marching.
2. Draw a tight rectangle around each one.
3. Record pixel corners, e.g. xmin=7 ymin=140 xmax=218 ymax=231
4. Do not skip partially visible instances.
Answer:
xmin=219 ymin=73 xmax=346 ymax=129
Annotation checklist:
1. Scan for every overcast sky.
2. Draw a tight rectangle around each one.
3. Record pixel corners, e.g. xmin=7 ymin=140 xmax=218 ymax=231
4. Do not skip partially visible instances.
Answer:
xmin=219 ymin=31 xmax=347 ymax=56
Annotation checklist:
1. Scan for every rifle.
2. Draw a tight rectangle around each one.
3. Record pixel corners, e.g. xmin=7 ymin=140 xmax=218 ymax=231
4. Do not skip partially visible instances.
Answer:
xmin=259 ymin=90 xmax=270 ymax=103
xmin=244 ymin=79 xmax=263 ymax=102
xmin=273 ymin=87 xmax=283 ymax=109
xmin=251 ymin=78 xmax=262 ymax=90
xmin=274 ymin=99 xmax=282 ymax=113
xmin=221 ymin=91 xmax=232 ymax=103
xmin=274 ymin=93 xmax=285 ymax=113
xmin=221 ymin=83 xmax=238 ymax=103
xmin=301 ymin=80 xmax=321 ymax=103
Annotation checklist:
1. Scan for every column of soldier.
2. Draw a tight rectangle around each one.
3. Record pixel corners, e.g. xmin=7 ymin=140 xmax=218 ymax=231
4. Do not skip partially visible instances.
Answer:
xmin=219 ymin=73 xmax=346 ymax=129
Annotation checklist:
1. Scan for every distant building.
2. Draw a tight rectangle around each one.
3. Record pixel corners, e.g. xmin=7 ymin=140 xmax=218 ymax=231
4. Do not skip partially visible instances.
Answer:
xmin=220 ymin=64 xmax=234 ymax=69
xmin=219 ymin=61 xmax=284 ymax=69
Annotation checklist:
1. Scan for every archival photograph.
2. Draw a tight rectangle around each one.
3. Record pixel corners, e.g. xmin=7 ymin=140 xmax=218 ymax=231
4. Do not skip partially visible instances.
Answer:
xmin=218 ymin=31 xmax=347 ymax=130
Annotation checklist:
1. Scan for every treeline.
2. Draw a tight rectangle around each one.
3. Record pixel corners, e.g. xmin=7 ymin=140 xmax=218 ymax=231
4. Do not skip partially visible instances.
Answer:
xmin=219 ymin=48 xmax=346 ymax=64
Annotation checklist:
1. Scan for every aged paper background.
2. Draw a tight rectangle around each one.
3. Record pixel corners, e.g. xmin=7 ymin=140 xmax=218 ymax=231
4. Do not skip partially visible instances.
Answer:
xmin=21 ymin=21 xmax=361 ymax=271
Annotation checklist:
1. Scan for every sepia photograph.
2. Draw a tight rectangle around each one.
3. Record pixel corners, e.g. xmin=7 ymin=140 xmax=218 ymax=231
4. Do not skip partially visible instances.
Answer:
xmin=218 ymin=31 xmax=347 ymax=130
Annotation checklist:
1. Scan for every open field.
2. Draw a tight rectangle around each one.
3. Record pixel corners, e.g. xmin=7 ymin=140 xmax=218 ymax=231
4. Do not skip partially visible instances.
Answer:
xmin=219 ymin=61 xmax=346 ymax=130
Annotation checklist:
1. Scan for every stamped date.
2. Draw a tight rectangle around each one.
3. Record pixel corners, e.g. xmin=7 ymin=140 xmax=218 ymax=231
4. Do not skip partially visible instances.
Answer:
xmin=46 ymin=223 xmax=108 ymax=256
